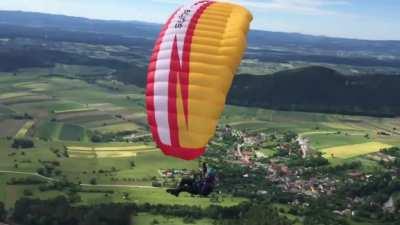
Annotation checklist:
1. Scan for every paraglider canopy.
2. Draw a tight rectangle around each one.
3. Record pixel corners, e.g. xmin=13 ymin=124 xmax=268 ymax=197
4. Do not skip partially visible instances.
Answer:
xmin=146 ymin=0 xmax=252 ymax=160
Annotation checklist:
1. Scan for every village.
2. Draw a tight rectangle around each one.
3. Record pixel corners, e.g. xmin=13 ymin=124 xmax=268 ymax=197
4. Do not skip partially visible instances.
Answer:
xmin=156 ymin=125 xmax=400 ymax=216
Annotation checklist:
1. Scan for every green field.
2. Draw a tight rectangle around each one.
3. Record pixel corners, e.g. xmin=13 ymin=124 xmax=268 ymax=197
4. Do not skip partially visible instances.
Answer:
xmin=0 ymin=92 xmax=33 ymax=100
xmin=135 ymin=213 xmax=213 ymax=225
xmin=59 ymin=124 xmax=87 ymax=141
xmin=0 ymin=105 xmax=15 ymax=115
xmin=34 ymin=121 xmax=63 ymax=141
xmin=47 ymin=101 xmax=87 ymax=113
xmin=79 ymin=187 xmax=245 ymax=207
xmin=54 ymin=108 xmax=97 ymax=114
xmin=1 ymin=73 xmax=400 ymax=224
xmin=14 ymin=81 xmax=51 ymax=92
xmin=303 ymin=132 xmax=369 ymax=149
xmin=223 ymin=105 xmax=400 ymax=150
xmin=92 ymin=122 xmax=139 ymax=133
xmin=0 ymin=119 xmax=26 ymax=137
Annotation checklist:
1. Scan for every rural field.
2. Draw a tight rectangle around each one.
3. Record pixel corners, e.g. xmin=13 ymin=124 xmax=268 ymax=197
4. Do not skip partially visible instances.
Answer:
xmin=135 ymin=213 xmax=214 ymax=225
xmin=322 ymin=142 xmax=393 ymax=159
xmin=223 ymin=106 xmax=400 ymax=150
xmin=1 ymin=72 xmax=400 ymax=224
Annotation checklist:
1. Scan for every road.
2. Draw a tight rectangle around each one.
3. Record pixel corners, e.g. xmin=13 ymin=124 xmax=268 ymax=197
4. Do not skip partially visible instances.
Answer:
xmin=297 ymin=137 xmax=310 ymax=158
xmin=0 ymin=170 xmax=157 ymax=189
xmin=0 ymin=170 xmax=56 ymax=181
xmin=299 ymin=131 xmax=337 ymax=136
xmin=80 ymin=184 xmax=158 ymax=189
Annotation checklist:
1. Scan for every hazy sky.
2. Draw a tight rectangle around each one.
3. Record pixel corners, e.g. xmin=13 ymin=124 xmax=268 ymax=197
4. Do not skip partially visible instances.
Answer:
xmin=0 ymin=0 xmax=399 ymax=40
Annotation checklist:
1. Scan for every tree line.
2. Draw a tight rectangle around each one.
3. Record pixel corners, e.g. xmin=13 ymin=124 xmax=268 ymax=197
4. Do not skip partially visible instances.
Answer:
xmin=0 ymin=197 xmax=295 ymax=225
xmin=229 ymin=66 xmax=400 ymax=117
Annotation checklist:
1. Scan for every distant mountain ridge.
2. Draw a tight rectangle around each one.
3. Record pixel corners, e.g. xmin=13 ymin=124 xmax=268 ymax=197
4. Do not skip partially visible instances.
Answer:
xmin=1 ymin=10 xmax=400 ymax=54
xmin=0 ymin=10 xmax=161 ymax=39
xmin=1 ymin=10 xmax=400 ymax=117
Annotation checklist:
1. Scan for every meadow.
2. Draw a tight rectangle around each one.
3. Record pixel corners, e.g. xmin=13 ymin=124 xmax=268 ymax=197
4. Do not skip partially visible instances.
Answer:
xmin=322 ymin=142 xmax=392 ymax=159
xmin=0 ymin=72 xmax=400 ymax=217
xmin=135 ymin=213 xmax=213 ymax=225
xmin=223 ymin=106 xmax=400 ymax=149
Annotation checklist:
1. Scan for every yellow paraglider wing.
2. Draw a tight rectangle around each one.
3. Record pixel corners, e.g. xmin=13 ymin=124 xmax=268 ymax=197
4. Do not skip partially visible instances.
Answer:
xmin=146 ymin=0 xmax=252 ymax=160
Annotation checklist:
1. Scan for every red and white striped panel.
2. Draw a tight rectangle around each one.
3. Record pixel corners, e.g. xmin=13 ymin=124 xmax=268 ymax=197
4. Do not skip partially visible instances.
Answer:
xmin=147 ymin=1 xmax=214 ymax=149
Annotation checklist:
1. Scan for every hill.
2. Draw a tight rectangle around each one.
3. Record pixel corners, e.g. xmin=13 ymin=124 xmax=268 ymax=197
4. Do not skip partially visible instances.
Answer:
xmin=229 ymin=66 xmax=400 ymax=117
xmin=0 ymin=10 xmax=160 ymax=39
xmin=0 ymin=10 xmax=400 ymax=116
xmin=1 ymin=10 xmax=400 ymax=55
xmin=249 ymin=30 xmax=400 ymax=55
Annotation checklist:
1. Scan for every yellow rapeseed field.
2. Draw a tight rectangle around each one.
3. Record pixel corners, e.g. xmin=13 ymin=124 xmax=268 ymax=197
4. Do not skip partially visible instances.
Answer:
xmin=322 ymin=142 xmax=392 ymax=159
xmin=15 ymin=121 xmax=35 ymax=138
xmin=67 ymin=145 xmax=157 ymax=158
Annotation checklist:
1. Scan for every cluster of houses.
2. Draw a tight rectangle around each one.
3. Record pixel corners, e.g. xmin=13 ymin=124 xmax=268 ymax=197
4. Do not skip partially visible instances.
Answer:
xmin=158 ymin=168 xmax=193 ymax=178
xmin=266 ymin=163 xmax=338 ymax=197
xmin=217 ymin=126 xmax=343 ymax=197
xmin=217 ymin=125 xmax=267 ymax=146
xmin=217 ymin=126 xmax=400 ymax=215
xmin=217 ymin=125 xmax=268 ymax=164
